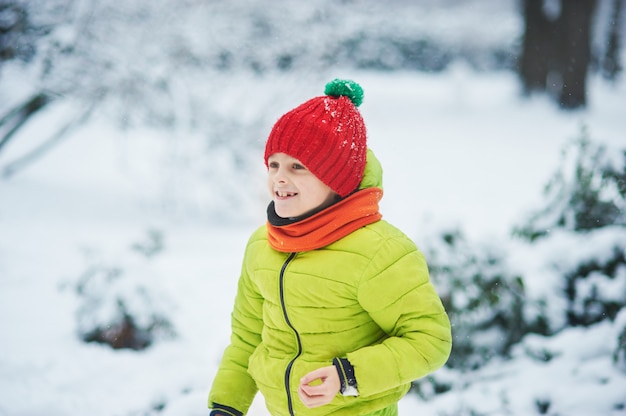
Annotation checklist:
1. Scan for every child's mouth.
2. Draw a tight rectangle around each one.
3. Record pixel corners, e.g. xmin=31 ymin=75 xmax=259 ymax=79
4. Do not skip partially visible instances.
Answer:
xmin=276 ymin=191 xmax=297 ymax=198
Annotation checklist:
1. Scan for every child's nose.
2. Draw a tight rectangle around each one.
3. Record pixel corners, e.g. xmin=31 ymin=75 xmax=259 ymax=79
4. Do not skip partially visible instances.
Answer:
xmin=273 ymin=170 xmax=287 ymax=184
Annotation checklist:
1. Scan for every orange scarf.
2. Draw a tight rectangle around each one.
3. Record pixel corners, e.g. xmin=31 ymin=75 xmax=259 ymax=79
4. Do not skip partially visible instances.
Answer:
xmin=267 ymin=187 xmax=383 ymax=252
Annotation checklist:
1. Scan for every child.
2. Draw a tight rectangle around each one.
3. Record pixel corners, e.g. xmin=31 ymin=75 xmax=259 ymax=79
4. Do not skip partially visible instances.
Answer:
xmin=208 ymin=79 xmax=451 ymax=416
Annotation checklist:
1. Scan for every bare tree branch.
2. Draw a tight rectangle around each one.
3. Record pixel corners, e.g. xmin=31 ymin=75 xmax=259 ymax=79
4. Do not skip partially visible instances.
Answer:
xmin=0 ymin=93 xmax=51 ymax=153
xmin=1 ymin=101 xmax=95 ymax=178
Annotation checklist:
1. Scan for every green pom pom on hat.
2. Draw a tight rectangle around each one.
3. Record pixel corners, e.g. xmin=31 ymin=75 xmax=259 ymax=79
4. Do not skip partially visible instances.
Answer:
xmin=324 ymin=79 xmax=364 ymax=107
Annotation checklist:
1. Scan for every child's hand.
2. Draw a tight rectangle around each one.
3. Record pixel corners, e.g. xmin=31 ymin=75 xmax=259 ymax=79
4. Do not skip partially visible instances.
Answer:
xmin=297 ymin=365 xmax=341 ymax=408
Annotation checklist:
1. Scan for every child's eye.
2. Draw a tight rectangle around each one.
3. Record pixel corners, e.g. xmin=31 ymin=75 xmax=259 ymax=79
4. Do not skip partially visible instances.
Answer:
xmin=268 ymin=161 xmax=279 ymax=168
xmin=292 ymin=163 xmax=305 ymax=170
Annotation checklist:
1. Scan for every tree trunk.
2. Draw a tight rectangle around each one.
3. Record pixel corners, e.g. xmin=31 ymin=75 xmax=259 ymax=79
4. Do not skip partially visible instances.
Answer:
xmin=557 ymin=0 xmax=598 ymax=109
xmin=518 ymin=0 xmax=598 ymax=109
xmin=602 ymin=0 xmax=624 ymax=80
xmin=519 ymin=0 xmax=557 ymax=92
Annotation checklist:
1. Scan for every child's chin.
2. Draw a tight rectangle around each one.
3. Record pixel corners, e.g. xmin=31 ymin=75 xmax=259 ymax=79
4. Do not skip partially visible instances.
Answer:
xmin=275 ymin=206 xmax=302 ymax=219
xmin=276 ymin=210 xmax=298 ymax=218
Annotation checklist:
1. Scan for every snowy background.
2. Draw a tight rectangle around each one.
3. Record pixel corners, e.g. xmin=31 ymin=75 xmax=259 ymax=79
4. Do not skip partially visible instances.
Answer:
xmin=1 ymin=1 xmax=625 ymax=415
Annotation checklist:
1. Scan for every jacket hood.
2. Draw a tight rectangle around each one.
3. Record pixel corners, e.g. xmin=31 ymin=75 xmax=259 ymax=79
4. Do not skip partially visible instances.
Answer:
xmin=359 ymin=148 xmax=383 ymax=190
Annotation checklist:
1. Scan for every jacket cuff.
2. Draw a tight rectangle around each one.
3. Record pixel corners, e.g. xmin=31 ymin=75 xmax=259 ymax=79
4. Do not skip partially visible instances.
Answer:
xmin=332 ymin=357 xmax=359 ymax=396
xmin=210 ymin=402 xmax=243 ymax=416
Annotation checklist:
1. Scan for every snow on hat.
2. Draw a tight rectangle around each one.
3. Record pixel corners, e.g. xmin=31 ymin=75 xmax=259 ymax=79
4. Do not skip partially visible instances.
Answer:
xmin=264 ymin=79 xmax=367 ymax=197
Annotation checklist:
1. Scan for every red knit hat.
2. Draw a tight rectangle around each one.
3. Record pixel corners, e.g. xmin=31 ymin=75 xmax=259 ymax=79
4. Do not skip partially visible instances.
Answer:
xmin=264 ymin=79 xmax=367 ymax=197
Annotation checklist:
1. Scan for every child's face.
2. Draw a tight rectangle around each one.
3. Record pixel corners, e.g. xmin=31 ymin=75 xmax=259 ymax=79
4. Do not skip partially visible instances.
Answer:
xmin=267 ymin=153 xmax=337 ymax=218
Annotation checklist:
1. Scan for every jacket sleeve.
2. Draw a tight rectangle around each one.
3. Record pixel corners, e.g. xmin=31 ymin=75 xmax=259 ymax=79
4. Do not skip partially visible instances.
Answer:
xmin=208 ymin=238 xmax=264 ymax=414
xmin=347 ymin=235 xmax=452 ymax=398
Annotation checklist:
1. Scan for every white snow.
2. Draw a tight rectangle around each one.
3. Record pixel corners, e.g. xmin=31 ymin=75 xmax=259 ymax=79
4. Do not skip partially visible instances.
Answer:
xmin=1 ymin=66 xmax=625 ymax=415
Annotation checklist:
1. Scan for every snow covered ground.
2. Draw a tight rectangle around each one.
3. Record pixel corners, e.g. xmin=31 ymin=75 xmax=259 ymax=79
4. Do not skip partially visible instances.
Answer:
xmin=1 ymin=68 xmax=625 ymax=415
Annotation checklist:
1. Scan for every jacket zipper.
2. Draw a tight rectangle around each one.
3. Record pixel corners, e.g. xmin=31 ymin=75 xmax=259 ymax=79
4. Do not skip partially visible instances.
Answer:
xmin=280 ymin=252 xmax=300 ymax=416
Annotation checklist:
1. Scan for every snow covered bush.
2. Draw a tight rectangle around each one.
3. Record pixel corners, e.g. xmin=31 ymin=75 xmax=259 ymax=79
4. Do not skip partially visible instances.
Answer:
xmin=421 ymin=229 xmax=534 ymax=371
xmin=73 ymin=229 xmax=176 ymax=350
xmin=514 ymin=130 xmax=626 ymax=329
xmin=514 ymin=127 xmax=626 ymax=240
xmin=411 ymin=132 xmax=626 ymax=410
xmin=411 ymin=228 xmax=556 ymax=400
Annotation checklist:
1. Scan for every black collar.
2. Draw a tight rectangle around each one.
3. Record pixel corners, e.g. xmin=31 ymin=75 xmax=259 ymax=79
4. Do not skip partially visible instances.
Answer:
xmin=266 ymin=194 xmax=343 ymax=226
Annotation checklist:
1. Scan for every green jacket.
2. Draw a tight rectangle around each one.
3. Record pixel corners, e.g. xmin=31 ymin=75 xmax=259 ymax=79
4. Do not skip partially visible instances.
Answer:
xmin=209 ymin=151 xmax=451 ymax=416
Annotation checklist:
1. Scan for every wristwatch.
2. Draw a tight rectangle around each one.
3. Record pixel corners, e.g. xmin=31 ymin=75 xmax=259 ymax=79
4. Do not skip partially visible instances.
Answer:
xmin=332 ymin=357 xmax=359 ymax=397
